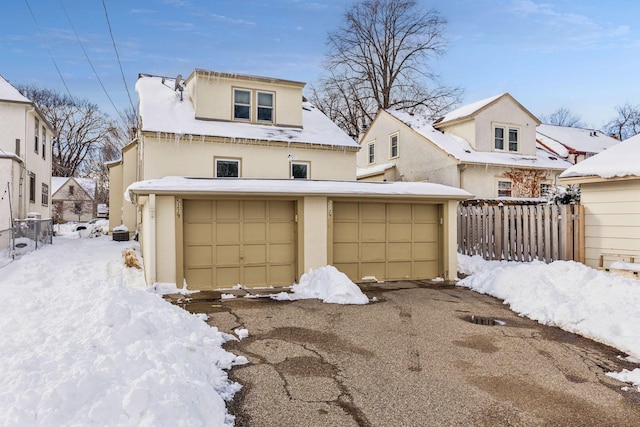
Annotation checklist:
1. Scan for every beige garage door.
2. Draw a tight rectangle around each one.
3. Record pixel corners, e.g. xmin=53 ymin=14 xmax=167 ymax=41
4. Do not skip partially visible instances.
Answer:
xmin=333 ymin=202 xmax=439 ymax=282
xmin=184 ymin=200 xmax=296 ymax=290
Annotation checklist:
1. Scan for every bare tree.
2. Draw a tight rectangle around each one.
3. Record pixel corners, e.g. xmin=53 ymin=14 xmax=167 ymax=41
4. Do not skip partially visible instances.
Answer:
xmin=605 ymin=103 xmax=640 ymax=141
xmin=539 ymin=107 xmax=585 ymax=128
xmin=311 ymin=0 xmax=462 ymax=138
xmin=17 ymin=85 xmax=120 ymax=177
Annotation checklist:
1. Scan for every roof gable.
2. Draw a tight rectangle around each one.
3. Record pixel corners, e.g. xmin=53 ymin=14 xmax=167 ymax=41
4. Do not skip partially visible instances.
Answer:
xmin=536 ymin=124 xmax=619 ymax=156
xmin=0 ymin=75 xmax=30 ymax=104
xmin=434 ymin=93 xmax=540 ymax=128
xmin=51 ymin=177 xmax=96 ymax=200
xmin=560 ymin=134 xmax=640 ymax=180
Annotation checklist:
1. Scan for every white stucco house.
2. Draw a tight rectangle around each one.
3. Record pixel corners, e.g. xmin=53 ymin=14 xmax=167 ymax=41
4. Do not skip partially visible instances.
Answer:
xmin=357 ymin=93 xmax=573 ymax=199
xmin=0 ymin=75 xmax=54 ymax=230
xmin=559 ymin=133 xmax=640 ymax=270
xmin=51 ymin=176 xmax=97 ymax=223
xmin=111 ymin=69 xmax=471 ymax=290
xmin=536 ymin=124 xmax=620 ymax=164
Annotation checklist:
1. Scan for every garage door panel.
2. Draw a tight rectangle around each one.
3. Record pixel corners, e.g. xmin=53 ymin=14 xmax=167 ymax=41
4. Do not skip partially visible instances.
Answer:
xmin=362 ymin=242 xmax=385 ymax=261
xmin=334 ymin=242 xmax=358 ymax=262
xmin=334 ymin=202 xmax=359 ymax=220
xmin=269 ymin=243 xmax=293 ymax=263
xmin=360 ymin=262 xmax=385 ymax=280
xmin=270 ymin=201 xmax=295 ymax=220
xmin=184 ymin=200 xmax=212 ymax=221
xmin=389 ymin=223 xmax=412 ymax=241
xmin=388 ymin=262 xmax=411 ymax=280
xmin=334 ymin=223 xmax=358 ymax=241
xmin=414 ymin=204 xmax=438 ymax=220
xmin=244 ymin=244 xmax=266 ymax=264
xmin=413 ymin=223 xmax=438 ymax=241
xmin=217 ymin=267 xmax=240 ymax=286
xmin=217 ymin=223 xmax=240 ymax=243
xmin=270 ymin=265 xmax=295 ymax=286
xmin=361 ymin=223 xmax=386 ymax=241
xmin=414 ymin=242 xmax=438 ymax=259
xmin=361 ymin=203 xmax=386 ymax=220
xmin=216 ymin=200 xmax=240 ymax=219
xmin=389 ymin=242 xmax=411 ymax=260
xmin=244 ymin=222 xmax=266 ymax=241
xmin=414 ymin=260 xmax=438 ymax=278
xmin=185 ymin=268 xmax=213 ymax=290
xmin=388 ymin=203 xmax=412 ymax=220
xmin=216 ymin=245 xmax=240 ymax=265
xmin=269 ymin=222 xmax=294 ymax=241
xmin=244 ymin=265 xmax=267 ymax=285
xmin=185 ymin=245 xmax=212 ymax=267
xmin=184 ymin=223 xmax=213 ymax=244
xmin=243 ymin=201 xmax=266 ymax=219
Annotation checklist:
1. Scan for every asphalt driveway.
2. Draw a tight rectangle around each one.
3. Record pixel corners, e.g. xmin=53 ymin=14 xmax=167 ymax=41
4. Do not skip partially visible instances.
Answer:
xmin=179 ymin=280 xmax=640 ymax=426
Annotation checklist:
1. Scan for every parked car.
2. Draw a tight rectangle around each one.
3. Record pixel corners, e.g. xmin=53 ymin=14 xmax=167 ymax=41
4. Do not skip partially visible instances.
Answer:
xmin=72 ymin=218 xmax=109 ymax=234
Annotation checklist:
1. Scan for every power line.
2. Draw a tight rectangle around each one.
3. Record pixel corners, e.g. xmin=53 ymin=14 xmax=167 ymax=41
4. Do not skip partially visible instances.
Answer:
xmin=58 ymin=0 xmax=127 ymax=127
xmin=102 ymin=0 xmax=135 ymax=112
xmin=24 ymin=0 xmax=73 ymax=97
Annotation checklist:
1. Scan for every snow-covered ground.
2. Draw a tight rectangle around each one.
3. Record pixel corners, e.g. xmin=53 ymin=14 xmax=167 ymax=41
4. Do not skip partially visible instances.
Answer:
xmin=0 ymin=235 xmax=245 ymax=426
xmin=458 ymin=254 xmax=640 ymax=392
xmin=2 ymin=234 xmax=638 ymax=425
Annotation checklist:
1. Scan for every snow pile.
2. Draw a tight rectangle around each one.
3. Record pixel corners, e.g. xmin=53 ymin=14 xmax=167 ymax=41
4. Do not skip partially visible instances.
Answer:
xmin=560 ymin=134 xmax=640 ymax=179
xmin=0 ymin=237 xmax=243 ymax=426
xmin=273 ymin=266 xmax=370 ymax=305
xmin=457 ymin=254 xmax=640 ymax=391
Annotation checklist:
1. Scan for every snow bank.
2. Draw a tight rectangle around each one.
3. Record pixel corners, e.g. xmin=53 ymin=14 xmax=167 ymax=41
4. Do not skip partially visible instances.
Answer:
xmin=457 ymin=254 xmax=640 ymax=391
xmin=272 ymin=266 xmax=369 ymax=305
xmin=0 ymin=236 xmax=243 ymax=426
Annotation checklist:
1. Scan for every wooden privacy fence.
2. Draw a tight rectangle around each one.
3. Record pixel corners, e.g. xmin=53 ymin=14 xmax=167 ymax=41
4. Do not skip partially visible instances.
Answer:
xmin=457 ymin=204 xmax=582 ymax=263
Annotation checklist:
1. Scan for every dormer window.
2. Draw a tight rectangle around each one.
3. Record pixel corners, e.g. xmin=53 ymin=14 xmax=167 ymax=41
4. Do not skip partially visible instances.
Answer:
xmin=494 ymin=125 xmax=519 ymax=152
xmin=233 ymin=89 xmax=251 ymax=121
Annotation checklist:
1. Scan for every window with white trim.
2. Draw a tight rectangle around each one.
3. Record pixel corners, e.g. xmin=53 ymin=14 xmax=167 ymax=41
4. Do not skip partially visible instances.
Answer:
xmin=257 ymin=91 xmax=274 ymax=123
xmin=368 ymin=142 xmax=375 ymax=164
xmin=215 ymin=158 xmax=241 ymax=178
xmin=290 ymin=161 xmax=309 ymax=179
xmin=233 ymin=89 xmax=251 ymax=121
xmin=42 ymin=127 xmax=46 ymax=160
xmin=29 ymin=173 xmax=36 ymax=203
xmin=498 ymin=180 xmax=512 ymax=197
xmin=390 ymin=133 xmax=398 ymax=158
xmin=494 ymin=125 xmax=519 ymax=152
xmin=34 ymin=119 xmax=39 ymax=153
xmin=41 ymin=183 xmax=49 ymax=206
xmin=540 ymin=183 xmax=551 ymax=197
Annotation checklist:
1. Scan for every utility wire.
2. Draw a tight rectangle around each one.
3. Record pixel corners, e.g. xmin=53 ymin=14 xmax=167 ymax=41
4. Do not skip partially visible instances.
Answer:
xmin=24 ymin=0 xmax=73 ymax=97
xmin=58 ymin=0 xmax=127 ymax=127
xmin=102 ymin=0 xmax=135 ymax=112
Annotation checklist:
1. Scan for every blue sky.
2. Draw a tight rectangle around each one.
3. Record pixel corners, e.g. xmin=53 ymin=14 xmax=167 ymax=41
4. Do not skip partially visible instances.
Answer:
xmin=2 ymin=0 xmax=639 ymax=130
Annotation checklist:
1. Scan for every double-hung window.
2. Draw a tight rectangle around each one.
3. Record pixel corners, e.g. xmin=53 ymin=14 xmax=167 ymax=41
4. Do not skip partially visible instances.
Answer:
xmin=215 ymin=158 xmax=241 ymax=178
xmin=290 ymin=161 xmax=309 ymax=179
xmin=498 ymin=180 xmax=512 ymax=197
xmin=494 ymin=125 xmax=519 ymax=152
xmin=390 ymin=134 xmax=399 ymax=158
xmin=34 ymin=119 xmax=39 ymax=153
xmin=257 ymin=92 xmax=274 ymax=123
xmin=42 ymin=127 xmax=46 ymax=160
xmin=29 ymin=173 xmax=36 ymax=203
xmin=233 ymin=89 xmax=251 ymax=121
xmin=368 ymin=142 xmax=375 ymax=164
xmin=41 ymin=183 xmax=49 ymax=206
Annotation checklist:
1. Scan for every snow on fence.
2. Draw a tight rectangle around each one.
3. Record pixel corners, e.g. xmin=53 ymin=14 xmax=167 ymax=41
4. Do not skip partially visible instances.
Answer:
xmin=457 ymin=204 xmax=582 ymax=263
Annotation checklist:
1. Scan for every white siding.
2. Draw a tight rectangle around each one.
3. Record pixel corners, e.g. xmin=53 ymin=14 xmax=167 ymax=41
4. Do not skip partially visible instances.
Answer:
xmin=581 ymin=179 xmax=640 ymax=268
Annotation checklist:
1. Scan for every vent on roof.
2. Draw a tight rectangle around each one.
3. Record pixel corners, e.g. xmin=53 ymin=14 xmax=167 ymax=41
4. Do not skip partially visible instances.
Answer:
xmin=549 ymin=156 xmax=557 ymax=160
xmin=464 ymin=149 xmax=471 ymax=153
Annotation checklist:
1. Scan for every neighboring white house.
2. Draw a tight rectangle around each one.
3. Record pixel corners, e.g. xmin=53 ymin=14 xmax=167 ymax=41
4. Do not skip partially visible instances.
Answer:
xmin=51 ymin=177 xmax=97 ymax=223
xmin=357 ymin=93 xmax=573 ymax=199
xmin=112 ymin=69 xmax=471 ymax=289
xmin=536 ymin=124 xmax=619 ymax=164
xmin=559 ymin=133 xmax=640 ymax=270
xmin=0 ymin=75 xmax=54 ymax=230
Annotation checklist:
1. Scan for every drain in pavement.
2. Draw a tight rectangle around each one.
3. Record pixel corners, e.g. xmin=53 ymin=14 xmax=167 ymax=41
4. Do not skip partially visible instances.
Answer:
xmin=469 ymin=315 xmax=501 ymax=326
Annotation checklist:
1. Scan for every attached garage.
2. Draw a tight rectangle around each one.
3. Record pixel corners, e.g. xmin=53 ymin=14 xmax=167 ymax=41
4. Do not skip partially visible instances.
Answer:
xmin=127 ymin=178 xmax=471 ymax=289
xmin=332 ymin=201 xmax=440 ymax=282
xmin=183 ymin=199 xmax=296 ymax=290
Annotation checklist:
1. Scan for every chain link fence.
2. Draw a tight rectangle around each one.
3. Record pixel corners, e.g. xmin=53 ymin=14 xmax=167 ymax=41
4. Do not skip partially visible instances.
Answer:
xmin=0 ymin=218 xmax=54 ymax=263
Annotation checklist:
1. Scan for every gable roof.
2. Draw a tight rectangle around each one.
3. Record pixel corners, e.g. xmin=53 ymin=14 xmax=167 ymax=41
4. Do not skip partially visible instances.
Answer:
xmin=0 ymin=75 xmax=30 ymax=104
xmin=560 ymin=133 xmax=640 ymax=180
xmin=433 ymin=93 xmax=540 ymax=128
xmin=136 ymin=75 xmax=359 ymax=150
xmin=51 ymin=177 xmax=96 ymax=199
xmin=536 ymin=124 xmax=619 ymax=158
xmin=387 ymin=109 xmax=571 ymax=170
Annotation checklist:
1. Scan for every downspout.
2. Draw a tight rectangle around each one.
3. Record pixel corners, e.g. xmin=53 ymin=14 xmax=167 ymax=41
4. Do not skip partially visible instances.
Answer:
xmin=459 ymin=164 xmax=467 ymax=191
xmin=148 ymin=193 xmax=156 ymax=285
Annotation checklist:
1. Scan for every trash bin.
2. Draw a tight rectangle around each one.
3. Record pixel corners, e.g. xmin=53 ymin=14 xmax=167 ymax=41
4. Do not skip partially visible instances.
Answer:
xmin=112 ymin=230 xmax=129 ymax=241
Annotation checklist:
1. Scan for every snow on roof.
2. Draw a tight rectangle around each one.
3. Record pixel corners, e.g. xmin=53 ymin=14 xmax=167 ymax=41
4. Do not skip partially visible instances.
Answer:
xmin=434 ymin=93 xmax=504 ymax=125
xmin=537 ymin=124 xmax=619 ymax=155
xmin=51 ymin=177 xmax=97 ymax=199
xmin=0 ymin=75 xmax=30 ymax=103
xmin=388 ymin=110 xmax=571 ymax=170
xmin=127 ymin=176 xmax=472 ymax=200
xmin=356 ymin=162 xmax=395 ymax=179
xmin=560 ymin=133 xmax=640 ymax=179
xmin=136 ymin=75 xmax=359 ymax=149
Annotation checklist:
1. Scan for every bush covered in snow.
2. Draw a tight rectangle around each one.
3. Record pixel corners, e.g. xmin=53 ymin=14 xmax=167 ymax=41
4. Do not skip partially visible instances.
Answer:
xmin=546 ymin=184 xmax=580 ymax=205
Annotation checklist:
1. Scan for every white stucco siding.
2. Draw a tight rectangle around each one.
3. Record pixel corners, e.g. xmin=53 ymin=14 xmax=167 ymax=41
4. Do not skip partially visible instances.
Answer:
xmin=474 ymin=97 xmax=538 ymax=156
xmin=437 ymin=120 xmax=475 ymax=149
xmin=142 ymin=135 xmax=357 ymax=181
xmin=580 ymin=179 xmax=640 ymax=268
xmin=461 ymin=165 xmax=561 ymax=199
